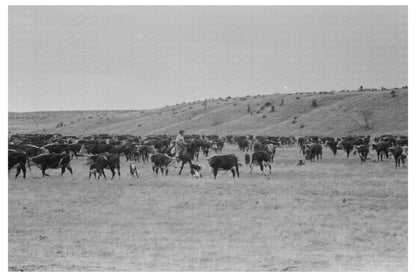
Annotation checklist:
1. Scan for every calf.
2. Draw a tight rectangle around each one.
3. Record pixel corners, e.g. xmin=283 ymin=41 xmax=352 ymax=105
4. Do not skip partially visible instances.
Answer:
xmin=151 ymin=153 xmax=172 ymax=176
xmin=89 ymin=163 xmax=105 ymax=179
xmin=86 ymin=153 xmax=120 ymax=179
xmin=207 ymin=154 xmax=240 ymax=179
xmin=250 ymin=151 xmax=272 ymax=175
xmin=190 ymin=163 xmax=202 ymax=178
xmin=129 ymin=163 xmax=139 ymax=178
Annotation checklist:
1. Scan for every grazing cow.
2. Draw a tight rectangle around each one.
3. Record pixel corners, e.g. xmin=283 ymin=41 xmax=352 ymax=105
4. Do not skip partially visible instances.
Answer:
xmin=29 ymin=153 xmax=72 ymax=177
xmin=244 ymin=154 xmax=250 ymax=165
xmin=207 ymin=154 xmax=240 ymax=179
xmin=353 ymin=144 xmax=370 ymax=163
xmin=372 ymin=142 xmax=390 ymax=161
xmin=390 ymin=146 xmax=406 ymax=167
xmin=151 ymin=153 xmax=172 ymax=176
xmin=129 ymin=163 xmax=139 ymax=178
xmin=86 ymin=153 xmax=121 ymax=179
xmin=250 ymin=151 xmax=271 ymax=175
xmin=8 ymin=150 xmax=29 ymax=178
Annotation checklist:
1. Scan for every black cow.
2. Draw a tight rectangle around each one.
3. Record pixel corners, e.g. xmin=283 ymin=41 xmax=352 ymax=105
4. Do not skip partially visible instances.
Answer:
xmin=151 ymin=153 xmax=173 ymax=176
xmin=86 ymin=153 xmax=120 ymax=179
xmin=304 ymin=144 xmax=322 ymax=161
xmin=337 ymin=141 xmax=355 ymax=158
xmin=244 ymin=153 xmax=250 ymax=165
xmin=89 ymin=163 xmax=105 ymax=179
xmin=84 ymin=144 xmax=115 ymax=155
xmin=43 ymin=143 xmax=70 ymax=154
xmin=8 ymin=150 xmax=29 ymax=178
xmin=353 ymin=144 xmax=370 ymax=163
xmin=372 ymin=142 xmax=390 ymax=161
xmin=9 ymin=144 xmax=48 ymax=157
xmin=207 ymin=154 xmax=240 ymax=179
xmin=324 ymin=141 xmax=339 ymax=155
xmin=250 ymin=151 xmax=271 ymax=175
xmin=389 ymin=146 xmax=407 ymax=167
xmin=29 ymin=153 xmax=72 ymax=177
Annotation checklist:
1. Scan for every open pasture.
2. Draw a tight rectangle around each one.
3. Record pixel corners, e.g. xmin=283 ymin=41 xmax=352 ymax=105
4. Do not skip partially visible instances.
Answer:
xmin=8 ymin=144 xmax=407 ymax=271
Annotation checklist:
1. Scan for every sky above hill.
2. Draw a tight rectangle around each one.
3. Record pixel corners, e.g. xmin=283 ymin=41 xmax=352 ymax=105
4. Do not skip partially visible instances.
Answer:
xmin=9 ymin=6 xmax=407 ymax=112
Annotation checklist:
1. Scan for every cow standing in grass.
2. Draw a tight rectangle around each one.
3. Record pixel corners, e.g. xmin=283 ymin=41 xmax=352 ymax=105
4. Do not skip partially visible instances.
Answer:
xmin=29 ymin=153 xmax=72 ymax=177
xmin=372 ymin=142 xmax=390 ymax=161
xmin=304 ymin=143 xmax=323 ymax=161
xmin=151 ymin=153 xmax=173 ymax=176
xmin=250 ymin=151 xmax=272 ymax=175
xmin=86 ymin=153 xmax=120 ymax=179
xmin=390 ymin=146 xmax=407 ymax=167
xmin=207 ymin=154 xmax=240 ymax=179
xmin=8 ymin=150 xmax=29 ymax=179
xmin=353 ymin=144 xmax=370 ymax=163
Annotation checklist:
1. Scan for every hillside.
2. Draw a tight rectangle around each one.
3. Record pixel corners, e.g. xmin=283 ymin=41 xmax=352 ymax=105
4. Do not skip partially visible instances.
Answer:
xmin=8 ymin=89 xmax=408 ymax=137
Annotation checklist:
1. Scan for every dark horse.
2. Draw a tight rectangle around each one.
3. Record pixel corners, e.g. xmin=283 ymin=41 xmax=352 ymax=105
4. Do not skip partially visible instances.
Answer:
xmin=162 ymin=140 xmax=200 ymax=175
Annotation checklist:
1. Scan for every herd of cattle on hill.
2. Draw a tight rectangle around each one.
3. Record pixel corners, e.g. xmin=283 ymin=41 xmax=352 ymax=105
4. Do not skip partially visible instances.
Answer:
xmin=8 ymin=133 xmax=408 ymax=180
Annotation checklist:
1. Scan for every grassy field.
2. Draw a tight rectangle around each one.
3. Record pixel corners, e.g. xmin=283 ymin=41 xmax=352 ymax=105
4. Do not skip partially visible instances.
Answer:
xmin=8 ymin=144 xmax=407 ymax=271
xmin=8 ymin=89 xmax=408 ymax=136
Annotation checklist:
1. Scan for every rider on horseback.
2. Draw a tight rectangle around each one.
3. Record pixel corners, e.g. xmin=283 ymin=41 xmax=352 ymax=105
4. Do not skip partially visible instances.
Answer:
xmin=175 ymin=130 xmax=186 ymax=158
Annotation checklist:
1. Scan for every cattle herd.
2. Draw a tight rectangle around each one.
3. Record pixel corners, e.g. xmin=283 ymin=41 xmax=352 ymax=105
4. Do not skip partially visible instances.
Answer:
xmin=8 ymin=133 xmax=408 ymax=180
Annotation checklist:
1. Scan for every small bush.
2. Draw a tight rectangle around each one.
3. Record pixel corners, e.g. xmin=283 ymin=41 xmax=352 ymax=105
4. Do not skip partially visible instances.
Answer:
xmin=300 ymin=124 xmax=305 ymax=129
xmin=262 ymin=115 xmax=266 ymax=118
xmin=312 ymin=99 xmax=318 ymax=107
xmin=296 ymin=97 xmax=300 ymax=100
xmin=292 ymin=120 xmax=296 ymax=124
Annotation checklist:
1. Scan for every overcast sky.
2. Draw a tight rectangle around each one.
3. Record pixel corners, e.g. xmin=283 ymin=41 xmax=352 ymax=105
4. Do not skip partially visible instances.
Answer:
xmin=9 ymin=6 xmax=407 ymax=112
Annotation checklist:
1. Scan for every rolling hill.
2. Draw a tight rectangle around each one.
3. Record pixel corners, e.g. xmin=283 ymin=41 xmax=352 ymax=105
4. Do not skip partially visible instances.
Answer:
xmin=8 ymin=88 xmax=408 ymax=137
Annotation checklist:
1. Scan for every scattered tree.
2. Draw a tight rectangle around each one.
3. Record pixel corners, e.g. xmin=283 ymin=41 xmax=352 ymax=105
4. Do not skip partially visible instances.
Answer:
xmin=360 ymin=109 xmax=375 ymax=129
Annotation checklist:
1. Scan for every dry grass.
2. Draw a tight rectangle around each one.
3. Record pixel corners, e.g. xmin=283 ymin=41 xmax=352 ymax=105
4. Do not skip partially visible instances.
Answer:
xmin=8 ymin=89 xmax=408 ymax=136
xmin=8 ymin=144 xmax=407 ymax=271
